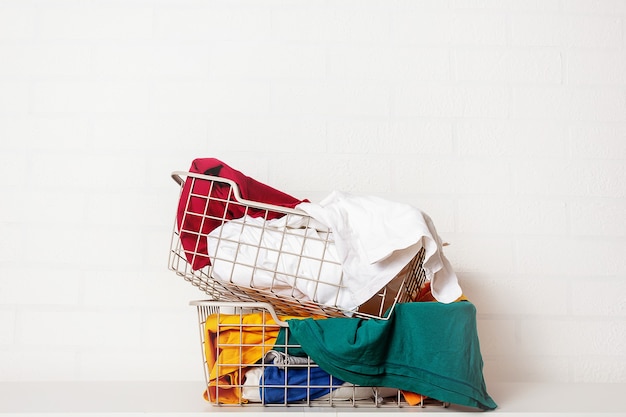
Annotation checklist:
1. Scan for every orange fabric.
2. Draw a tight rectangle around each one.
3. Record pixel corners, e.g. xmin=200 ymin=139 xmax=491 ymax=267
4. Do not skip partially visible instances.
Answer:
xmin=402 ymin=390 xmax=427 ymax=406
xmin=414 ymin=281 xmax=467 ymax=302
xmin=203 ymin=311 xmax=302 ymax=404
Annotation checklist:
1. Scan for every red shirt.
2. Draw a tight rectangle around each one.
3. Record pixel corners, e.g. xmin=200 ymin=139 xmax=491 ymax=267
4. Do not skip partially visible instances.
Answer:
xmin=176 ymin=158 xmax=306 ymax=270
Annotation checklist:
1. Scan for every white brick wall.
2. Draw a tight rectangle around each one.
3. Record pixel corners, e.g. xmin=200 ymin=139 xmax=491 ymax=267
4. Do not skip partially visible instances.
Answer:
xmin=0 ymin=0 xmax=624 ymax=385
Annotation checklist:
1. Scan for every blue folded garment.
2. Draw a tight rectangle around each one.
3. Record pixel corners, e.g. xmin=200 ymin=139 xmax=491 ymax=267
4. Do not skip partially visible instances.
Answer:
xmin=260 ymin=364 xmax=344 ymax=404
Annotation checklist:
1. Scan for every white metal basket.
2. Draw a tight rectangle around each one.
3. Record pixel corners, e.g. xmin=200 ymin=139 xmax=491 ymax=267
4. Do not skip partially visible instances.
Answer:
xmin=170 ymin=171 xmax=428 ymax=319
xmin=191 ymin=300 xmax=448 ymax=408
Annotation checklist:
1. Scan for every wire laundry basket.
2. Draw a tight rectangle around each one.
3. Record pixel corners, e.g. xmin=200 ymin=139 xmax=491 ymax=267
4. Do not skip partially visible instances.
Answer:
xmin=169 ymin=171 xmax=429 ymax=319
xmin=191 ymin=299 xmax=449 ymax=408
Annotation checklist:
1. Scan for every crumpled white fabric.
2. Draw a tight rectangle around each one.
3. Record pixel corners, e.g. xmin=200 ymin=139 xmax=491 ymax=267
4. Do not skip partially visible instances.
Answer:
xmin=206 ymin=191 xmax=462 ymax=310
xmin=296 ymin=191 xmax=462 ymax=304
xmin=206 ymin=215 xmax=351 ymax=309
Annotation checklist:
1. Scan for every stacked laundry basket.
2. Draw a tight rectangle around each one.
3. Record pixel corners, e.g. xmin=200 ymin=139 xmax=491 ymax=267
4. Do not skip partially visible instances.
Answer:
xmin=167 ymin=158 xmax=497 ymax=410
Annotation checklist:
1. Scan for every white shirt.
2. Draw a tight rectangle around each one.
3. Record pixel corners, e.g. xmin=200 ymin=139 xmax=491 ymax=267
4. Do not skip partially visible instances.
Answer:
xmin=297 ymin=191 xmax=463 ymax=305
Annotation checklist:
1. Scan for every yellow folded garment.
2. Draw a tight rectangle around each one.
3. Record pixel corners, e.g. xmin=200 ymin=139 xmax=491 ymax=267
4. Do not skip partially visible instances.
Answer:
xmin=203 ymin=311 xmax=301 ymax=404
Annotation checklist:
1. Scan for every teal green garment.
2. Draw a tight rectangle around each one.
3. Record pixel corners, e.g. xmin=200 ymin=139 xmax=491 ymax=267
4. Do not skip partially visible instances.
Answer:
xmin=285 ymin=301 xmax=497 ymax=410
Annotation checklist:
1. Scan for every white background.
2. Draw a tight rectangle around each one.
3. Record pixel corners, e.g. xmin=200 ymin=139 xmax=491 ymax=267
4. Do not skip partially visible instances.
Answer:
xmin=0 ymin=0 xmax=625 ymax=386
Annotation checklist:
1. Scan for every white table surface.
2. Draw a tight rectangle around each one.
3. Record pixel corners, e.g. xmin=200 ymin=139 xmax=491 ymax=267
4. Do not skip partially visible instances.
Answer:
xmin=1 ymin=381 xmax=625 ymax=416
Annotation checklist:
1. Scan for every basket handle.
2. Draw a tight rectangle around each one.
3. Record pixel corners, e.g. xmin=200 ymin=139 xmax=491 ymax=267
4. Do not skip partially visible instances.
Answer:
xmin=189 ymin=300 xmax=289 ymax=327
xmin=171 ymin=172 xmax=184 ymax=186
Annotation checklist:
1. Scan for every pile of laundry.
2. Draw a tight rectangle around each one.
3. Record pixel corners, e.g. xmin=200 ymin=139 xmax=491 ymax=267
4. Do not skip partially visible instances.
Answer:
xmin=202 ymin=285 xmax=496 ymax=410
xmin=173 ymin=158 xmax=497 ymax=410
xmin=177 ymin=158 xmax=463 ymax=312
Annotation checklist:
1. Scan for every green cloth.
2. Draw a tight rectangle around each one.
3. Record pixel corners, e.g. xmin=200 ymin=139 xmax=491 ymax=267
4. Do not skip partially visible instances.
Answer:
xmin=285 ymin=301 xmax=497 ymax=410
